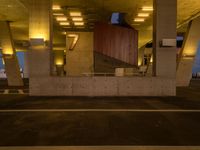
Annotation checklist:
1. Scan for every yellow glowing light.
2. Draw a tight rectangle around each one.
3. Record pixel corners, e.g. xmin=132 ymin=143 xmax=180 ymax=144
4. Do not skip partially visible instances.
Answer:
xmin=150 ymin=55 xmax=153 ymax=63
xmin=62 ymin=31 xmax=66 ymax=35
xmin=60 ymin=22 xmax=70 ymax=26
xmin=72 ymin=17 xmax=83 ymax=21
xmin=138 ymin=13 xmax=149 ymax=17
xmin=2 ymin=50 xmax=13 ymax=55
xmin=52 ymin=5 xmax=61 ymax=10
xmin=56 ymin=16 xmax=67 ymax=21
xmin=30 ymin=34 xmax=46 ymax=41
xmin=134 ymin=18 xmax=145 ymax=22
xmin=70 ymin=12 xmax=82 ymax=17
xmin=55 ymin=60 xmax=64 ymax=66
xmin=74 ymin=22 xmax=84 ymax=26
xmin=53 ymin=13 xmax=64 ymax=16
xmin=138 ymin=59 xmax=143 ymax=66
xmin=142 ymin=6 xmax=153 ymax=11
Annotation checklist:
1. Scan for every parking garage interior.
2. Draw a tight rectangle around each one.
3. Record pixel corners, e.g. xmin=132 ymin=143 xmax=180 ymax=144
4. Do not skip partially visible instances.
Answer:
xmin=0 ymin=0 xmax=200 ymax=149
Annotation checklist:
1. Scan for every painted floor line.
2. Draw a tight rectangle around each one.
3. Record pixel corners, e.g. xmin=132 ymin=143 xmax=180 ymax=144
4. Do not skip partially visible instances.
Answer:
xmin=0 ymin=146 xmax=200 ymax=150
xmin=0 ymin=109 xmax=200 ymax=112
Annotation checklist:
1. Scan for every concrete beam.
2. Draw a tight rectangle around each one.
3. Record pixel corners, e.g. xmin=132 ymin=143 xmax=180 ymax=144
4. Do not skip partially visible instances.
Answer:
xmin=177 ymin=17 xmax=200 ymax=86
xmin=0 ymin=21 xmax=23 ymax=86
xmin=28 ymin=0 xmax=52 ymax=78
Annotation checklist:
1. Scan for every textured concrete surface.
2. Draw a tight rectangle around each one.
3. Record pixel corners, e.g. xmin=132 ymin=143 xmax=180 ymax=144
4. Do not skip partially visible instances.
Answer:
xmin=65 ymin=32 xmax=94 ymax=76
xmin=29 ymin=77 xmax=176 ymax=96
xmin=0 ymin=80 xmax=200 ymax=146
xmin=177 ymin=17 xmax=200 ymax=87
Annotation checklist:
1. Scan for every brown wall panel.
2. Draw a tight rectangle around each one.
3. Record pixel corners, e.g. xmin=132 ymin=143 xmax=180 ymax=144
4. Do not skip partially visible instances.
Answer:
xmin=94 ymin=23 xmax=138 ymax=65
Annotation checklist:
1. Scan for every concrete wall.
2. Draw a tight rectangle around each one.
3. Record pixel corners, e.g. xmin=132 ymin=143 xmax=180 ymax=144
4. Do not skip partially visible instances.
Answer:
xmin=65 ymin=32 xmax=94 ymax=76
xmin=94 ymin=52 xmax=135 ymax=73
xmin=30 ymin=77 xmax=176 ymax=96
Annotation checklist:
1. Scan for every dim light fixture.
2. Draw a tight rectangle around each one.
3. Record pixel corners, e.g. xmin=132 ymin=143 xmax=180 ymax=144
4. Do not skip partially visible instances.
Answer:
xmin=138 ymin=13 xmax=149 ymax=17
xmin=134 ymin=18 xmax=145 ymax=22
xmin=53 ymin=13 xmax=64 ymax=16
xmin=56 ymin=16 xmax=67 ymax=21
xmin=70 ymin=12 xmax=82 ymax=17
xmin=62 ymin=31 xmax=67 ymax=35
xmin=142 ymin=6 xmax=153 ymax=11
xmin=52 ymin=5 xmax=61 ymax=10
xmin=72 ymin=17 xmax=83 ymax=21
xmin=74 ymin=22 xmax=84 ymax=26
xmin=60 ymin=22 xmax=70 ymax=26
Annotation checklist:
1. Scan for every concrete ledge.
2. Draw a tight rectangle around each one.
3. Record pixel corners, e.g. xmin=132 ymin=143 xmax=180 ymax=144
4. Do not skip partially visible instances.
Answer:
xmin=29 ymin=77 xmax=176 ymax=96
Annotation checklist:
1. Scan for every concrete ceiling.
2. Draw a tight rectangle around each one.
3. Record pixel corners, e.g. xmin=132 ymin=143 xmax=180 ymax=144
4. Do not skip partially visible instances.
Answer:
xmin=0 ymin=0 xmax=200 ymax=49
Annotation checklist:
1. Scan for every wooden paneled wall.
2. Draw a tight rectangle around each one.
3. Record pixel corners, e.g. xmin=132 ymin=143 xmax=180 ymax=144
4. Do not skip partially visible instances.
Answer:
xmin=94 ymin=23 xmax=138 ymax=65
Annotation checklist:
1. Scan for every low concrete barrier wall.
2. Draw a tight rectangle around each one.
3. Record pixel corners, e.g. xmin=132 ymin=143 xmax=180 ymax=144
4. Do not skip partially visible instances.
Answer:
xmin=30 ymin=77 xmax=176 ymax=96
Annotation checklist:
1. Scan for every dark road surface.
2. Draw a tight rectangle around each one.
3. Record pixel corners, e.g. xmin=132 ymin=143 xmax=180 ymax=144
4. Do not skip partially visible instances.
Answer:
xmin=0 ymin=79 xmax=200 ymax=146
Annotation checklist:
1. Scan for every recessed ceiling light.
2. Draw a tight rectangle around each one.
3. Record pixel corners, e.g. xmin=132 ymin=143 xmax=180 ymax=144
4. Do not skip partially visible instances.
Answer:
xmin=138 ymin=13 xmax=149 ymax=17
xmin=53 ymin=13 xmax=64 ymax=16
xmin=134 ymin=18 xmax=145 ymax=22
xmin=74 ymin=22 xmax=84 ymax=26
xmin=70 ymin=12 xmax=82 ymax=17
xmin=52 ymin=5 xmax=61 ymax=10
xmin=72 ymin=17 xmax=83 ymax=21
xmin=142 ymin=6 xmax=153 ymax=11
xmin=56 ymin=17 xmax=67 ymax=21
xmin=60 ymin=22 xmax=70 ymax=26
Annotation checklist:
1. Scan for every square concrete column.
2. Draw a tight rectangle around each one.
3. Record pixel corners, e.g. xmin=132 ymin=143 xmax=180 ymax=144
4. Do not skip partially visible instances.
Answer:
xmin=153 ymin=0 xmax=177 ymax=78
xmin=28 ymin=0 xmax=53 ymax=78
xmin=0 ymin=21 xmax=23 ymax=86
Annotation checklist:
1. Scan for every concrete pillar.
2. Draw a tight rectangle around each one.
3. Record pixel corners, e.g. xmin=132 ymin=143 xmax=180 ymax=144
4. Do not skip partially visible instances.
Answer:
xmin=28 ymin=0 xmax=52 ymax=78
xmin=65 ymin=32 xmax=94 ymax=76
xmin=153 ymin=0 xmax=177 ymax=78
xmin=176 ymin=17 xmax=200 ymax=86
xmin=0 ymin=21 xmax=23 ymax=86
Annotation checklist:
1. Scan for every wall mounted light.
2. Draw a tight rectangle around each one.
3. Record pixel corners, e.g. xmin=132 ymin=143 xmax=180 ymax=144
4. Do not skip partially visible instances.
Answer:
xmin=30 ymin=38 xmax=45 ymax=46
xmin=2 ymin=53 xmax=13 ymax=59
